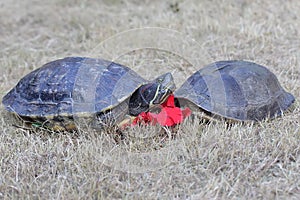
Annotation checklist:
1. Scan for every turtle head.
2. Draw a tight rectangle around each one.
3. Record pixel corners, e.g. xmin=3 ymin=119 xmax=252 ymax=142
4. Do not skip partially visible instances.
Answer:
xmin=129 ymin=73 xmax=176 ymax=116
xmin=149 ymin=72 xmax=176 ymax=105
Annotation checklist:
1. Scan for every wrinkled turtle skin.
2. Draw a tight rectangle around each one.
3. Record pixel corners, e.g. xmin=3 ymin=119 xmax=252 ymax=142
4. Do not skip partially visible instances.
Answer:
xmin=175 ymin=60 xmax=295 ymax=121
xmin=2 ymin=57 xmax=175 ymax=130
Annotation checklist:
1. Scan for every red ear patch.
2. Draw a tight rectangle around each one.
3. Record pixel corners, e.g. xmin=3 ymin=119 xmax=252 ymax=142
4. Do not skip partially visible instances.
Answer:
xmin=129 ymin=94 xmax=191 ymax=127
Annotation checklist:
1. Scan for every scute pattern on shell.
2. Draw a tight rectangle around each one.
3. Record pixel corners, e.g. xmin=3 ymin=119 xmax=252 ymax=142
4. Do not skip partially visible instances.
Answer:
xmin=175 ymin=60 xmax=295 ymax=121
xmin=2 ymin=57 xmax=146 ymax=119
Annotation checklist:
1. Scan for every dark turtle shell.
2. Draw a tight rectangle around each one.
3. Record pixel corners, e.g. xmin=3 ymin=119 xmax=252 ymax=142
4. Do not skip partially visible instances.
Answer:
xmin=2 ymin=57 xmax=146 ymax=130
xmin=175 ymin=60 xmax=295 ymax=121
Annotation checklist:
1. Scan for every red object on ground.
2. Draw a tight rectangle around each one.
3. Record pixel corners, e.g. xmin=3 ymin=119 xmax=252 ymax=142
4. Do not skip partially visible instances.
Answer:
xmin=131 ymin=95 xmax=191 ymax=127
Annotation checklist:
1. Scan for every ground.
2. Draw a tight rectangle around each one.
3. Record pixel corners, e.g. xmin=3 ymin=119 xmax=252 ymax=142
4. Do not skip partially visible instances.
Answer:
xmin=0 ymin=0 xmax=299 ymax=199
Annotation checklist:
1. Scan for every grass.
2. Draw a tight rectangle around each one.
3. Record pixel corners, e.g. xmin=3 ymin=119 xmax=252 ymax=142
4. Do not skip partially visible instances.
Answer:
xmin=0 ymin=0 xmax=299 ymax=199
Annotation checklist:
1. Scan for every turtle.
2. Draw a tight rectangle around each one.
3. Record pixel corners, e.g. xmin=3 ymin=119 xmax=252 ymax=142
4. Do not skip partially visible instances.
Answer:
xmin=2 ymin=57 xmax=175 ymax=131
xmin=174 ymin=60 xmax=295 ymax=121
xmin=2 ymin=58 xmax=295 ymax=131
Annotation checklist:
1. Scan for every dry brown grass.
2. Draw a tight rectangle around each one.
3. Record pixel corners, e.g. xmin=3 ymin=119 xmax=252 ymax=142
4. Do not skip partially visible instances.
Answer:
xmin=1 ymin=0 xmax=299 ymax=199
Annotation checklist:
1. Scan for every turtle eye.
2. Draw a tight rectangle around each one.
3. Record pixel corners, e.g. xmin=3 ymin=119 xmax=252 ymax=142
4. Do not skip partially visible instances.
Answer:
xmin=157 ymin=78 xmax=163 ymax=83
